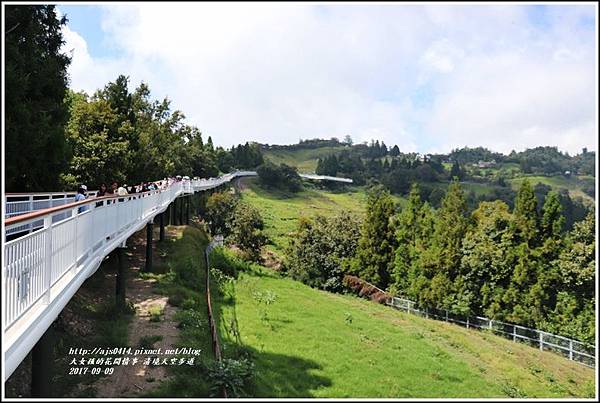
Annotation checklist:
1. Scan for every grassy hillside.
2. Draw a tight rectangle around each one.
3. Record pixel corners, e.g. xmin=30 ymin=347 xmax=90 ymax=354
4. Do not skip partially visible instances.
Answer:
xmin=239 ymin=178 xmax=404 ymax=254
xmin=263 ymin=146 xmax=348 ymax=172
xmin=508 ymin=175 xmax=595 ymax=204
xmin=262 ymin=146 xmax=594 ymax=204
xmin=213 ymin=260 xmax=595 ymax=398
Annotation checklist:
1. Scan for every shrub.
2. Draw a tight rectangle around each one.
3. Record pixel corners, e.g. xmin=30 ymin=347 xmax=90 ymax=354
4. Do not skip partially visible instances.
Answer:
xmin=209 ymin=247 xmax=252 ymax=277
xmin=206 ymin=358 xmax=255 ymax=397
xmin=227 ymin=202 xmax=267 ymax=262
xmin=205 ymin=191 xmax=239 ymax=236
xmin=283 ymin=212 xmax=361 ymax=292
xmin=175 ymin=309 xmax=207 ymax=330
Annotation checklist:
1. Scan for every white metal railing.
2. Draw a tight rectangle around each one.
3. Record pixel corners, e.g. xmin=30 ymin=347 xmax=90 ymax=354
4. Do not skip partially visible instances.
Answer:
xmin=3 ymin=171 xmax=256 ymax=380
xmin=387 ymin=296 xmax=596 ymax=368
xmin=5 ymin=191 xmax=99 ymax=236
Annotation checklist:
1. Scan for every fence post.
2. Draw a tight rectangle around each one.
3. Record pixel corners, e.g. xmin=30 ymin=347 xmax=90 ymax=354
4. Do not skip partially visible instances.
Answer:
xmin=539 ymin=332 xmax=544 ymax=351
xmin=445 ymin=310 xmax=448 ymax=322
xmin=466 ymin=316 xmax=469 ymax=329
xmin=425 ymin=307 xmax=428 ymax=319
xmin=489 ymin=319 xmax=493 ymax=330
xmin=513 ymin=326 xmax=516 ymax=342
xmin=569 ymin=340 xmax=573 ymax=361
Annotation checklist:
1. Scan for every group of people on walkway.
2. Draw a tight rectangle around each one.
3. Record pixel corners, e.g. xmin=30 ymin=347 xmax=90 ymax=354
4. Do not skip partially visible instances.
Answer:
xmin=74 ymin=176 xmax=182 ymax=213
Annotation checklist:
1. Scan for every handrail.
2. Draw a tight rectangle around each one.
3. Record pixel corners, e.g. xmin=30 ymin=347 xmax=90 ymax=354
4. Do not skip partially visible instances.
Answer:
xmin=2 ymin=171 xmax=258 ymax=381
xmin=5 ymin=189 xmax=166 ymax=226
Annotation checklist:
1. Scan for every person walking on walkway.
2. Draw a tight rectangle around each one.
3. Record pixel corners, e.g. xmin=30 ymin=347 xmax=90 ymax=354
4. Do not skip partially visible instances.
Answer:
xmin=75 ymin=184 xmax=89 ymax=213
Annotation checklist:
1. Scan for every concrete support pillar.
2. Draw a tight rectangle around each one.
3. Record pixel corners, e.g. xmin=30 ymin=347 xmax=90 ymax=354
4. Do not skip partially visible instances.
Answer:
xmin=159 ymin=211 xmax=165 ymax=241
xmin=186 ymin=196 xmax=190 ymax=225
xmin=144 ymin=222 xmax=153 ymax=272
xmin=31 ymin=324 xmax=54 ymax=397
xmin=179 ymin=197 xmax=184 ymax=226
xmin=115 ymin=247 xmax=126 ymax=309
xmin=171 ymin=199 xmax=177 ymax=225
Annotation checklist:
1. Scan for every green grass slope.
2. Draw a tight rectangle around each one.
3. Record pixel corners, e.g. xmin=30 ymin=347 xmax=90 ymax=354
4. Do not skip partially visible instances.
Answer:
xmin=263 ymin=146 xmax=349 ymax=172
xmin=240 ymin=178 xmax=404 ymax=254
xmin=508 ymin=175 xmax=595 ymax=203
xmin=215 ymin=263 xmax=595 ymax=398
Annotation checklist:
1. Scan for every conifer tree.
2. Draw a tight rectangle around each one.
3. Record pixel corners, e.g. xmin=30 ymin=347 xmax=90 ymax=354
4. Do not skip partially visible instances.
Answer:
xmin=5 ymin=5 xmax=71 ymax=191
xmin=349 ymin=185 xmax=396 ymax=288
xmin=392 ymin=183 xmax=422 ymax=294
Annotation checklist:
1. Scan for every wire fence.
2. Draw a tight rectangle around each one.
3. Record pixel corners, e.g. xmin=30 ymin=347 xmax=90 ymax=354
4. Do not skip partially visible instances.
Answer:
xmin=387 ymin=296 xmax=596 ymax=368
xmin=204 ymin=235 xmax=227 ymax=398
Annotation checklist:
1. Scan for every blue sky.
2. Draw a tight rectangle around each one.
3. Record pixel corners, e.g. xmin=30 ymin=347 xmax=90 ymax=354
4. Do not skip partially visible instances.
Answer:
xmin=57 ymin=3 xmax=597 ymax=154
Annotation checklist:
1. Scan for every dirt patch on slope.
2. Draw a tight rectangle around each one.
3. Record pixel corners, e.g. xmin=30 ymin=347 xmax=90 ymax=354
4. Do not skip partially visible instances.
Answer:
xmin=91 ymin=226 xmax=184 ymax=397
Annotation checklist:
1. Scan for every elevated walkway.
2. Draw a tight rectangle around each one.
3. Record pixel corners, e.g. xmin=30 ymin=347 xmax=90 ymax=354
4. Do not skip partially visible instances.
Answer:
xmin=2 ymin=171 xmax=256 ymax=380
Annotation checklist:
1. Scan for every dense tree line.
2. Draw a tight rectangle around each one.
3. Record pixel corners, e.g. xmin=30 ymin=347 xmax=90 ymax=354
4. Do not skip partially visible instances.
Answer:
xmin=5 ymin=5 xmax=265 ymax=192
xmin=256 ymin=162 xmax=303 ymax=192
xmin=285 ymin=180 xmax=595 ymax=343
xmin=449 ymin=147 xmax=505 ymax=165
xmin=355 ymin=180 xmax=595 ymax=343
xmin=61 ymin=78 xmax=268 ymax=189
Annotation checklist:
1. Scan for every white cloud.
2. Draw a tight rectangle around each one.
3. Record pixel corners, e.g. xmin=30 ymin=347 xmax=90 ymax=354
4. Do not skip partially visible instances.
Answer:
xmin=61 ymin=4 xmax=597 ymax=155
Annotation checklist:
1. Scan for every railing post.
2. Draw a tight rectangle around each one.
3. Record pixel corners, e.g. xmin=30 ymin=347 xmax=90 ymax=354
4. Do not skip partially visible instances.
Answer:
xmin=539 ymin=332 xmax=544 ymax=351
xmin=44 ymin=215 xmax=53 ymax=303
xmin=445 ymin=310 xmax=448 ymax=322
xmin=489 ymin=319 xmax=493 ymax=330
xmin=466 ymin=316 xmax=469 ymax=329
xmin=513 ymin=326 xmax=517 ymax=342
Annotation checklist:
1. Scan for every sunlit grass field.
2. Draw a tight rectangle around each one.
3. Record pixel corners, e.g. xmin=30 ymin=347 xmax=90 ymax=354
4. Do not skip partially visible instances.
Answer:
xmin=263 ymin=146 xmax=349 ymax=172
xmin=240 ymin=178 xmax=404 ymax=255
xmin=215 ymin=261 xmax=595 ymax=398
xmin=508 ymin=175 xmax=595 ymax=203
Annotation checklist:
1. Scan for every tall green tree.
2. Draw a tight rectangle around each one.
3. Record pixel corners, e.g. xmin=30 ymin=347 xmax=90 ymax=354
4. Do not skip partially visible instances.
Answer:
xmin=63 ymin=91 xmax=131 ymax=187
xmin=513 ymin=179 xmax=538 ymax=246
xmin=5 ymin=5 xmax=71 ymax=191
xmin=543 ymin=213 xmax=595 ymax=343
xmin=391 ymin=183 xmax=423 ymax=294
xmin=504 ymin=180 xmax=542 ymax=325
xmin=349 ymin=185 xmax=396 ymax=288
xmin=428 ymin=180 xmax=469 ymax=312
xmin=460 ymin=201 xmax=516 ymax=318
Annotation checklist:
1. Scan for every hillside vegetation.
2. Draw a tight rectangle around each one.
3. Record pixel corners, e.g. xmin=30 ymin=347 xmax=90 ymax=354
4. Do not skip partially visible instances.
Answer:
xmin=239 ymin=177 xmax=403 ymax=254
xmin=212 ymin=250 xmax=594 ymax=398
xmin=263 ymin=145 xmax=348 ymax=172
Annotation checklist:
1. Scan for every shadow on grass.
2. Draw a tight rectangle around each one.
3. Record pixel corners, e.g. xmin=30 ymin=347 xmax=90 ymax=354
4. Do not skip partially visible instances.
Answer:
xmin=212 ymin=268 xmax=331 ymax=397
xmin=241 ymin=346 xmax=332 ymax=398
